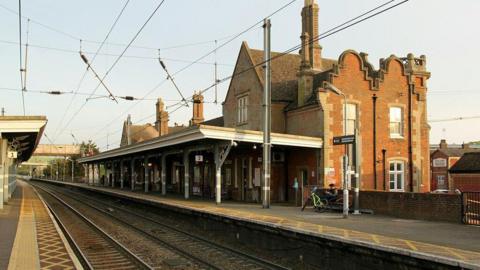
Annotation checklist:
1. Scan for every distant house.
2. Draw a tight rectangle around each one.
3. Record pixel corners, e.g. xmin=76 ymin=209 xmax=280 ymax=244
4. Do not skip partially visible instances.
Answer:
xmin=430 ymin=140 xmax=480 ymax=191
xmin=449 ymin=152 xmax=480 ymax=192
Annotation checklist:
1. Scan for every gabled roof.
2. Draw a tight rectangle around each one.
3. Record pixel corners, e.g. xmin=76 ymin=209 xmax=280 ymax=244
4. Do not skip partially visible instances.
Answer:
xmin=449 ymin=152 xmax=480 ymax=174
xmin=431 ymin=147 xmax=480 ymax=158
xmin=245 ymin=43 xmax=337 ymax=104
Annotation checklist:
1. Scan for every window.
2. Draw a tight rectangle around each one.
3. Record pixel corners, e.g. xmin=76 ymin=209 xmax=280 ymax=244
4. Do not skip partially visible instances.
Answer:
xmin=433 ymin=158 xmax=447 ymax=167
xmin=389 ymin=107 xmax=404 ymax=138
xmin=344 ymin=103 xmax=357 ymax=135
xmin=437 ymin=175 xmax=446 ymax=186
xmin=389 ymin=161 xmax=404 ymax=191
xmin=237 ymin=96 xmax=248 ymax=124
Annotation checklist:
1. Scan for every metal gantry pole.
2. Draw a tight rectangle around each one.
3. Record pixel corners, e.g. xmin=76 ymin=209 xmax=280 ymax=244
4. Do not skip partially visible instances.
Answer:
xmin=262 ymin=18 xmax=272 ymax=209
xmin=342 ymin=94 xmax=349 ymax=218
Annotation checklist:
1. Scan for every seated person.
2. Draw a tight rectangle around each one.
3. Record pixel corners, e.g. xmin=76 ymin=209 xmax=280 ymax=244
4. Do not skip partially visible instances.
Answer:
xmin=321 ymin=183 xmax=338 ymax=202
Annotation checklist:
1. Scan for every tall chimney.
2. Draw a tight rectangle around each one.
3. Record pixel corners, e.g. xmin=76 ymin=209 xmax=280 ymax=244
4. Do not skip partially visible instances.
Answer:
xmin=439 ymin=139 xmax=447 ymax=149
xmin=190 ymin=92 xmax=204 ymax=126
xmin=155 ymin=98 xmax=169 ymax=136
xmin=126 ymin=114 xmax=132 ymax=145
xmin=301 ymin=0 xmax=322 ymax=70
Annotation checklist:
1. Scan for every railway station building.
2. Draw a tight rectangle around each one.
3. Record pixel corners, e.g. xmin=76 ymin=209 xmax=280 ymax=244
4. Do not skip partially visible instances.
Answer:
xmin=79 ymin=0 xmax=431 ymax=204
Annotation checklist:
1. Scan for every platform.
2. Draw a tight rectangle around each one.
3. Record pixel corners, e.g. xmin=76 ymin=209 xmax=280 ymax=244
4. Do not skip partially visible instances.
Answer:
xmin=32 ymin=178 xmax=480 ymax=269
xmin=0 ymin=180 xmax=81 ymax=270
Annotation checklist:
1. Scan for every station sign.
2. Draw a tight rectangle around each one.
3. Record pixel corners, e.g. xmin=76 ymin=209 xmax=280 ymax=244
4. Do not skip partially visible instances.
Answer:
xmin=195 ymin=155 xmax=203 ymax=162
xmin=333 ymin=135 xmax=355 ymax=145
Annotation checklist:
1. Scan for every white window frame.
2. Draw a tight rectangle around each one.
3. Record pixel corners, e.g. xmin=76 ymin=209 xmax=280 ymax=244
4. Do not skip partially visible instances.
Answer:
xmin=389 ymin=160 xmax=405 ymax=191
xmin=237 ymin=96 xmax=248 ymax=124
xmin=389 ymin=107 xmax=404 ymax=138
xmin=437 ymin=175 xmax=446 ymax=186
xmin=344 ymin=103 xmax=357 ymax=135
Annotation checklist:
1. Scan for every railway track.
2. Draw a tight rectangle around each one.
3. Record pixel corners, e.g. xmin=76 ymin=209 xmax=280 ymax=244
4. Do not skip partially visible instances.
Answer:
xmin=33 ymin=182 xmax=290 ymax=270
xmin=34 ymin=185 xmax=153 ymax=270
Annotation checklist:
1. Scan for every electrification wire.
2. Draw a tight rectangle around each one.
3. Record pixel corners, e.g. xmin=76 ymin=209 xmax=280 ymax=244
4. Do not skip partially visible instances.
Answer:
xmin=54 ymin=0 xmax=167 ymax=142
xmin=167 ymin=0 xmax=410 ymax=113
xmin=0 ymin=40 xmax=234 ymax=66
xmin=171 ymin=0 xmax=298 ymax=77
xmin=52 ymin=0 xmax=131 ymax=141
xmin=429 ymin=116 xmax=480 ymax=123
xmin=0 ymin=3 xmax=233 ymax=52
xmin=88 ymin=0 xmax=299 ymax=141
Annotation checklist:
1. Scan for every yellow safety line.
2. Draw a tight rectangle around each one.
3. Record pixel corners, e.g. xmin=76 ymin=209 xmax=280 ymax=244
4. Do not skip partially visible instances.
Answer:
xmin=444 ymin=247 xmax=467 ymax=260
xmin=371 ymin=235 xmax=381 ymax=244
xmin=404 ymin=240 xmax=418 ymax=251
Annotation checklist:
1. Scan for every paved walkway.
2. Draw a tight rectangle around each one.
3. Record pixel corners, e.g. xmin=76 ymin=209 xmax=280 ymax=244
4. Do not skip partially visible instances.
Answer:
xmin=37 ymin=179 xmax=480 ymax=269
xmin=0 ymin=180 xmax=81 ymax=270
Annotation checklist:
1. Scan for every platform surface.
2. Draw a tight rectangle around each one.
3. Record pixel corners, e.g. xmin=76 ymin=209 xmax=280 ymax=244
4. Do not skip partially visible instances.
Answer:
xmin=0 ymin=180 xmax=81 ymax=270
xmin=35 ymin=179 xmax=480 ymax=269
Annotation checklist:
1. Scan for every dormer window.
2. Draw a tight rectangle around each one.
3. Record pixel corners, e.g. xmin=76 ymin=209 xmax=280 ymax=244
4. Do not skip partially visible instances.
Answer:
xmin=237 ymin=96 xmax=248 ymax=124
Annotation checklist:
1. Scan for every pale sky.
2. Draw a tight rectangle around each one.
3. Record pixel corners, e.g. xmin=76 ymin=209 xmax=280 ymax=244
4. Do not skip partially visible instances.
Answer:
xmin=0 ymin=0 xmax=479 ymax=150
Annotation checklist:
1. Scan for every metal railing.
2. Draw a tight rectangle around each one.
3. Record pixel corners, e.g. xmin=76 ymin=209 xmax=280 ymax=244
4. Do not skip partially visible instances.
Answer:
xmin=462 ymin=192 xmax=480 ymax=226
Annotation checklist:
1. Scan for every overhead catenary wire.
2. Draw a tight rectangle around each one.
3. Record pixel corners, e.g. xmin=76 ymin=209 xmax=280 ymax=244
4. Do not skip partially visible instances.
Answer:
xmin=166 ymin=0 xmax=410 ymax=113
xmin=87 ymin=0 xmax=300 ymax=141
xmin=0 ymin=2 xmax=233 ymax=53
xmin=0 ymin=39 xmax=234 ymax=66
xmin=54 ymin=0 xmax=167 ymax=142
xmin=52 ymin=0 xmax=131 ymax=141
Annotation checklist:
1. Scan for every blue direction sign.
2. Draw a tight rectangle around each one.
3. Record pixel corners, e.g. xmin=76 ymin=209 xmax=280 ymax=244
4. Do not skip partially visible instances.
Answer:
xmin=333 ymin=135 xmax=355 ymax=145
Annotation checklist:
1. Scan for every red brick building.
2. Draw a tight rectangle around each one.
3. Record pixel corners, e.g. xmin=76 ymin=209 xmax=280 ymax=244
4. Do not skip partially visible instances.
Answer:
xmin=81 ymin=0 xmax=432 ymax=205
xmin=430 ymin=140 xmax=480 ymax=191
xmin=449 ymin=152 xmax=480 ymax=192
xmin=223 ymin=0 xmax=431 ymax=193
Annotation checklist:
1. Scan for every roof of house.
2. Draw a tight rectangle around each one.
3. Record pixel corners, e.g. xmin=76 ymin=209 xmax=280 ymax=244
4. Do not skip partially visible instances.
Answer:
xmin=449 ymin=152 xmax=480 ymax=174
xmin=248 ymin=47 xmax=337 ymax=105
xmin=431 ymin=147 xmax=480 ymax=157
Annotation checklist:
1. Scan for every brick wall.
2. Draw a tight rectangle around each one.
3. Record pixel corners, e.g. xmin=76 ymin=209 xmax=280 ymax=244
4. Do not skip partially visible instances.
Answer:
xmin=451 ymin=174 xmax=480 ymax=192
xmin=359 ymin=191 xmax=462 ymax=223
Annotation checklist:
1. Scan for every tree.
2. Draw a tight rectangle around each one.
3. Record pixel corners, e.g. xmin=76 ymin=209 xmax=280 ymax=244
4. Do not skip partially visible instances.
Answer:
xmin=80 ymin=140 xmax=100 ymax=157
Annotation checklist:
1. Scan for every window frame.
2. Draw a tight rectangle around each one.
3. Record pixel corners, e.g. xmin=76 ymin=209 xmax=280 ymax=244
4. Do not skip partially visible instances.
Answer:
xmin=389 ymin=160 xmax=405 ymax=192
xmin=344 ymin=103 xmax=358 ymax=136
xmin=389 ymin=106 xmax=404 ymax=138
xmin=237 ymin=95 xmax=248 ymax=124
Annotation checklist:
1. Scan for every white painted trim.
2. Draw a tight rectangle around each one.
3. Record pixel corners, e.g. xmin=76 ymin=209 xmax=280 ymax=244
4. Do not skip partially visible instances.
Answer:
xmin=79 ymin=125 xmax=323 ymax=163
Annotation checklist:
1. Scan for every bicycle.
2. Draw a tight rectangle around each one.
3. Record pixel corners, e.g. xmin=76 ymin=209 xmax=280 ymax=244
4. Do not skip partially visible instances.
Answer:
xmin=301 ymin=189 xmax=330 ymax=212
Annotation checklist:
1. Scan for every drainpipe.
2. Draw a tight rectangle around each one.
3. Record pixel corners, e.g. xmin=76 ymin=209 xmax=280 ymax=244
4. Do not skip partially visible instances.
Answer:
xmin=372 ymin=95 xmax=378 ymax=190
xmin=382 ymin=149 xmax=387 ymax=190
xmin=408 ymin=84 xmax=414 ymax=192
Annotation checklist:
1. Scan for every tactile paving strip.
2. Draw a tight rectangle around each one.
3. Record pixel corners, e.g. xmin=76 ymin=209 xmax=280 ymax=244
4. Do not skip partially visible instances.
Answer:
xmin=29 ymin=185 xmax=76 ymax=270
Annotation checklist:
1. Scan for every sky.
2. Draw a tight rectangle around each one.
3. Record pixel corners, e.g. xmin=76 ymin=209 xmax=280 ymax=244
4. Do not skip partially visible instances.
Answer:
xmin=0 ymin=0 xmax=479 ymax=151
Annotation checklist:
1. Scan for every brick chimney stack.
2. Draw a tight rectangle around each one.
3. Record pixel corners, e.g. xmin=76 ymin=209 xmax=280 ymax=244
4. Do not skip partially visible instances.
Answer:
xmin=190 ymin=92 xmax=204 ymax=126
xmin=155 ymin=98 xmax=169 ymax=136
xmin=301 ymin=0 xmax=322 ymax=70
xmin=439 ymin=139 xmax=448 ymax=149
xmin=297 ymin=0 xmax=320 ymax=107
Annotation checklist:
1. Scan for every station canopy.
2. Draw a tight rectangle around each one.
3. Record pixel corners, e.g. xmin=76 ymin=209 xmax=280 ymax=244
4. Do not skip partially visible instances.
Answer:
xmin=0 ymin=116 xmax=47 ymax=162
xmin=78 ymin=125 xmax=323 ymax=163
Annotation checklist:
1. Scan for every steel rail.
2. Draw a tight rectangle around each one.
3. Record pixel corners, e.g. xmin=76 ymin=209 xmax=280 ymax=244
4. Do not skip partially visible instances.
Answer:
xmin=32 ymin=184 xmax=153 ymax=270
xmin=39 ymin=182 xmax=290 ymax=270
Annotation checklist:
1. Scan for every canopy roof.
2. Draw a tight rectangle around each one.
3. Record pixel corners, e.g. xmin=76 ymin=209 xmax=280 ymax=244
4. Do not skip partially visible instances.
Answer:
xmin=0 ymin=116 xmax=47 ymax=162
xmin=79 ymin=125 xmax=323 ymax=163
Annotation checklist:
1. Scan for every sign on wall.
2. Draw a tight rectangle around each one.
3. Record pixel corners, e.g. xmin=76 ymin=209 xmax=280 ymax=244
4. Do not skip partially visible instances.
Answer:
xmin=433 ymin=158 xmax=447 ymax=167
xmin=7 ymin=151 xmax=17 ymax=159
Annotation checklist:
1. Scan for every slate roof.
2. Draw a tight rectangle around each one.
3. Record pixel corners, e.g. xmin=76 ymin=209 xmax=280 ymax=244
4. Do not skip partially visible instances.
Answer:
xmin=201 ymin=116 xmax=224 ymax=127
xmin=130 ymin=124 xmax=158 ymax=144
xmin=248 ymin=48 xmax=337 ymax=104
xmin=449 ymin=152 xmax=480 ymax=174
xmin=431 ymin=147 xmax=480 ymax=157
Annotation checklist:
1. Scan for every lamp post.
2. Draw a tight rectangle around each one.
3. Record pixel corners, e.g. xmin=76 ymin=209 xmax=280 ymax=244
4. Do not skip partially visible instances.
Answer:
xmin=324 ymin=82 xmax=350 ymax=218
